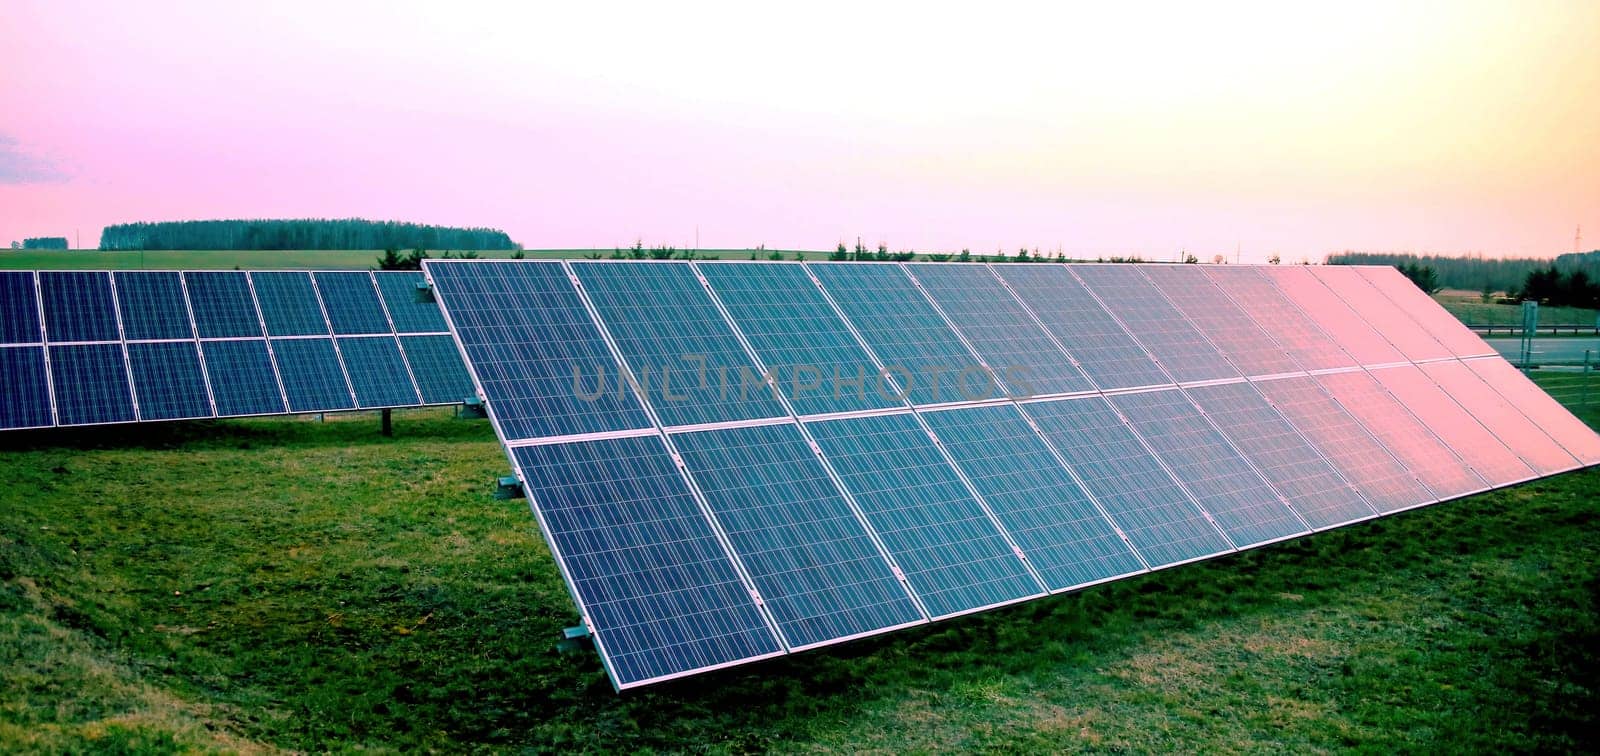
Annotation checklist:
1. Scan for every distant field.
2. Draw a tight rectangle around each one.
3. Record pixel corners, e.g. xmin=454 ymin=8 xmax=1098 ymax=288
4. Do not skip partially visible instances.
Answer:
xmin=1433 ymin=289 xmax=1599 ymax=327
xmin=0 ymin=248 xmax=831 ymax=270
xmin=1 ymin=394 xmax=1596 ymax=751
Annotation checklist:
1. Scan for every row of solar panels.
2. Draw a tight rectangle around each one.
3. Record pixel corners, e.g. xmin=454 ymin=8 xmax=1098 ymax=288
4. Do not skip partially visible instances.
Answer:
xmin=0 ymin=270 xmax=475 ymax=429
xmin=425 ymin=259 xmax=1600 ymax=690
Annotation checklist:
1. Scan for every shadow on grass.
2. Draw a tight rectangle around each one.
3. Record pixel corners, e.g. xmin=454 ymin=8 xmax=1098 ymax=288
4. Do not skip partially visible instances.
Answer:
xmin=0 ymin=408 xmax=497 ymax=453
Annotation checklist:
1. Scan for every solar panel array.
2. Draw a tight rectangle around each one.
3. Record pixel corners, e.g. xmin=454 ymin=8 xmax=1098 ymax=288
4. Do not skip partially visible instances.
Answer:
xmin=423 ymin=259 xmax=1600 ymax=691
xmin=0 ymin=270 xmax=474 ymax=429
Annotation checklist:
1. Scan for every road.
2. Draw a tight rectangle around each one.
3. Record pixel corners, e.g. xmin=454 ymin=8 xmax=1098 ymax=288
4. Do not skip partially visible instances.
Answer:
xmin=1484 ymin=337 xmax=1600 ymax=365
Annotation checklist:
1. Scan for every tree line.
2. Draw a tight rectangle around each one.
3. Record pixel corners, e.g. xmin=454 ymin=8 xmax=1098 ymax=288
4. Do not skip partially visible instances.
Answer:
xmin=99 ymin=219 xmax=517 ymax=251
xmin=1326 ymin=251 xmax=1600 ymax=295
xmin=13 ymin=237 xmax=69 ymax=249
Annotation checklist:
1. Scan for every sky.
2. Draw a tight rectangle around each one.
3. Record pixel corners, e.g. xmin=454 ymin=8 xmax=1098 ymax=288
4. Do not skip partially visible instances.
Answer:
xmin=1 ymin=1 xmax=1596 ymax=261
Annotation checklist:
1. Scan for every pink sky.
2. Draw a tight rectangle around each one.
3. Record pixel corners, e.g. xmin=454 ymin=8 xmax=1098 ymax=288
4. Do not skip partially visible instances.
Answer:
xmin=2 ymin=1 xmax=1597 ymax=261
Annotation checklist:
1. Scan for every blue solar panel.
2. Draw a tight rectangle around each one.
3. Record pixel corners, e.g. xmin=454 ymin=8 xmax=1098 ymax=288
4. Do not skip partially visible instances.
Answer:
xmin=1140 ymin=266 xmax=1300 ymax=377
xmin=40 ymin=272 xmax=120 ymax=343
xmin=1202 ymin=267 xmax=1357 ymax=371
xmin=0 ymin=346 xmax=53 ymax=429
xmin=573 ymin=262 xmax=789 ymax=427
xmin=1316 ymin=370 xmax=1484 ymax=500
xmin=809 ymin=264 xmax=998 ymax=405
xmin=1071 ymin=266 xmax=1238 ymax=384
xmin=513 ymin=435 xmax=783 ymax=688
xmin=373 ymin=272 xmax=448 ymax=333
xmin=313 ymin=272 xmax=390 ymax=335
xmin=1109 ymin=388 xmax=1306 ymax=547
xmin=919 ymin=403 xmax=1145 ymax=590
xmin=804 ymin=412 xmax=1042 ymax=618
xmin=1252 ymin=376 xmax=1435 ymax=514
xmin=1185 ymin=381 xmax=1376 ymax=529
xmin=1367 ymin=366 xmax=1533 ymax=486
xmin=251 ymin=272 xmax=330 ymax=337
xmin=990 ymin=266 xmax=1170 ymax=391
xmin=113 ymin=272 xmax=193 ymax=341
xmin=271 ymin=338 xmax=355 ymax=412
xmin=672 ymin=422 xmax=925 ymax=648
xmin=127 ymin=341 xmax=213 ymax=420
xmin=424 ymin=261 xmax=652 ymax=440
xmin=399 ymin=335 xmax=474 ymax=405
xmin=1021 ymin=397 xmax=1234 ymax=567
xmin=1420 ymin=360 xmax=1576 ymax=475
xmin=50 ymin=343 xmax=136 ymax=425
xmin=696 ymin=263 xmax=901 ymax=416
xmin=904 ymin=265 xmax=1094 ymax=398
xmin=184 ymin=272 xmax=263 ymax=339
xmin=1 ymin=271 xmax=42 ymax=344
xmin=337 ymin=336 xmax=421 ymax=408
xmin=200 ymin=340 xmax=286 ymax=417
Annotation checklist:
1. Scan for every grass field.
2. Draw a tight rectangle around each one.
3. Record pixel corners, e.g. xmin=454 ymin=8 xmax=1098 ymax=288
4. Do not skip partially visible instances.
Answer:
xmin=2 ymin=383 xmax=1597 ymax=751
xmin=1433 ymin=289 xmax=1599 ymax=328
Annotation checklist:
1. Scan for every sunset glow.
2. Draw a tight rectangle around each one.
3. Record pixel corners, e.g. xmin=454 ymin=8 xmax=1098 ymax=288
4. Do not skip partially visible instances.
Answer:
xmin=2 ymin=1 xmax=1596 ymax=259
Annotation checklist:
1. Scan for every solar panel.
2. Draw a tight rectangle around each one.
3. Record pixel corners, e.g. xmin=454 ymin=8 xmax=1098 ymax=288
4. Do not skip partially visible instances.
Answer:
xmin=809 ymin=264 xmax=999 ymax=405
xmin=572 ymin=261 xmax=789 ymax=427
xmin=0 ymin=346 xmax=52 ymax=429
xmin=990 ymin=265 xmax=1170 ymax=390
xmin=803 ymin=411 xmax=1044 ymax=618
xmin=200 ymin=339 xmax=287 ymax=417
xmin=0 ymin=271 xmax=41 ymax=344
xmin=337 ymin=336 xmax=422 ymax=409
xmin=50 ymin=342 xmax=137 ymax=425
xmin=399 ymin=334 xmax=475 ymax=405
xmin=270 ymin=338 xmax=357 ymax=412
xmin=251 ymin=271 xmax=331 ymax=337
xmin=184 ymin=271 xmax=263 ymax=339
xmin=902 ymin=264 xmax=1095 ymax=398
xmin=696 ymin=262 xmax=901 ymax=416
xmin=1356 ymin=267 xmax=1496 ymax=358
xmin=918 ymin=403 xmax=1145 ymax=590
xmin=422 ymin=259 xmax=1600 ymax=690
xmin=513 ymin=435 xmax=784 ymax=688
xmin=40 ymin=272 xmax=120 ymax=343
xmin=314 ymin=272 xmax=391 ymax=335
xmin=1309 ymin=267 xmax=1453 ymax=362
xmin=670 ymin=421 xmax=925 ymax=648
xmin=113 ymin=272 xmax=193 ymax=341
xmin=373 ymin=271 xmax=448 ymax=334
xmin=127 ymin=341 xmax=213 ymax=421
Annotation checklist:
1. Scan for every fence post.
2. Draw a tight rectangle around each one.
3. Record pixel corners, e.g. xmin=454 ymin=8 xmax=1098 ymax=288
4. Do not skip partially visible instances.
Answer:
xmin=1584 ymin=350 xmax=1592 ymax=409
xmin=1519 ymin=301 xmax=1539 ymax=371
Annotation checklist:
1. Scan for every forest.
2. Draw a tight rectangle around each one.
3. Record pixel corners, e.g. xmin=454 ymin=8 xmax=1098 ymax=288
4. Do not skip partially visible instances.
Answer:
xmin=98 ymin=218 xmax=516 ymax=251
xmin=17 ymin=237 xmax=68 ymax=249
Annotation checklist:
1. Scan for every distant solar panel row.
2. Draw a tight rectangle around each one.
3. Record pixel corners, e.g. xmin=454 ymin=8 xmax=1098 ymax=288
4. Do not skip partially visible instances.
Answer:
xmin=0 ymin=270 xmax=473 ymax=429
xmin=424 ymin=260 xmax=1598 ymax=690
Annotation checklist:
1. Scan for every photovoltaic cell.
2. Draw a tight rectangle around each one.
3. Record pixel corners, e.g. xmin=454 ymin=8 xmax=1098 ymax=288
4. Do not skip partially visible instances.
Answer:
xmin=1316 ymin=370 xmax=1484 ymax=499
xmin=573 ymin=262 xmax=788 ymax=427
xmin=271 ymin=338 xmax=355 ymax=412
xmin=904 ymin=264 xmax=1094 ymax=397
xmin=1202 ymin=267 xmax=1356 ymax=371
xmin=50 ymin=343 xmax=136 ymax=425
xmin=1022 ymin=397 xmax=1233 ymax=567
xmin=1140 ymin=265 xmax=1299 ymax=377
xmin=400 ymin=334 xmax=475 ymax=405
xmin=513 ymin=435 xmax=783 ymax=689
xmin=1071 ymin=266 xmax=1238 ymax=384
xmin=919 ymin=403 xmax=1145 ymax=589
xmin=1358 ymin=267 xmax=1496 ymax=358
xmin=314 ymin=272 xmax=391 ymax=335
xmin=1420 ymin=360 xmax=1576 ymax=475
xmin=1367 ymin=365 xmax=1533 ymax=486
xmin=424 ymin=261 xmax=652 ymax=439
xmin=1110 ymin=389 xmax=1307 ymax=546
xmin=251 ymin=271 xmax=330 ymax=337
xmin=809 ymin=264 xmax=998 ymax=405
xmin=337 ymin=336 xmax=421 ymax=408
xmin=201 ymin=340 xmax=286 ymax=416
xmin=0 ymin=271 xmax=41 ymax=344
xmin=40 ymin=272 xmax=120 ymax=343
xmin=696 ymin=262 xmax=901 ymax=416
xmin=1186 ymin=381 xmax=1376 ymax=528
xmin=0 ymin=346 xmax=52 ymax=429
xmin=671 ymin=422 xmax=924 ymax=648
xmin=1262 ymin=266 xmax=1405 ymax=366
xmin=1309 ymin=266 xmax=1452 ymax=362
xmin=804 ymin=412 xmax=1042 ymax=617
xmin=113 ymin=272 xmax=193 ymax=341
xmin=1465 ymin=357 xmax=1600 ymax=465
xmin=1252 ymin=376 xmax=1434 ymax=513
xmin=991 ymin=265 xmax=1169 ymax=390
xmin=374 ymin=271 xmax=448 ymax=333
xmin=127 ymin=341 xmax=213 ymax=420
xmin=184 ymin=271 xmax=263 ymax=339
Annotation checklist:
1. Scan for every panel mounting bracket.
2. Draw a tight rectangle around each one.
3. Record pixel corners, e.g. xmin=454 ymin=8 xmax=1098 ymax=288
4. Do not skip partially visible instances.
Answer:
xmin=557 ymin=624 xmax=593 ymax=654
xmin=494 ymin=475 xmax=525 ymax=500
xmin=461 ymin=397 xmax=488 ymax=419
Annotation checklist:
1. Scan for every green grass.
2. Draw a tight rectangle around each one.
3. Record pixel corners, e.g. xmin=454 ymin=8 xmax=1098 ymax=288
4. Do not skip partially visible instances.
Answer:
xmin=1433 ymin=291 xmax=1599 ymax=328
xmin=2 ymin=404 xmax=1597 ymax=752
xmin=0 ymin=249 xmax=834 ymax=270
